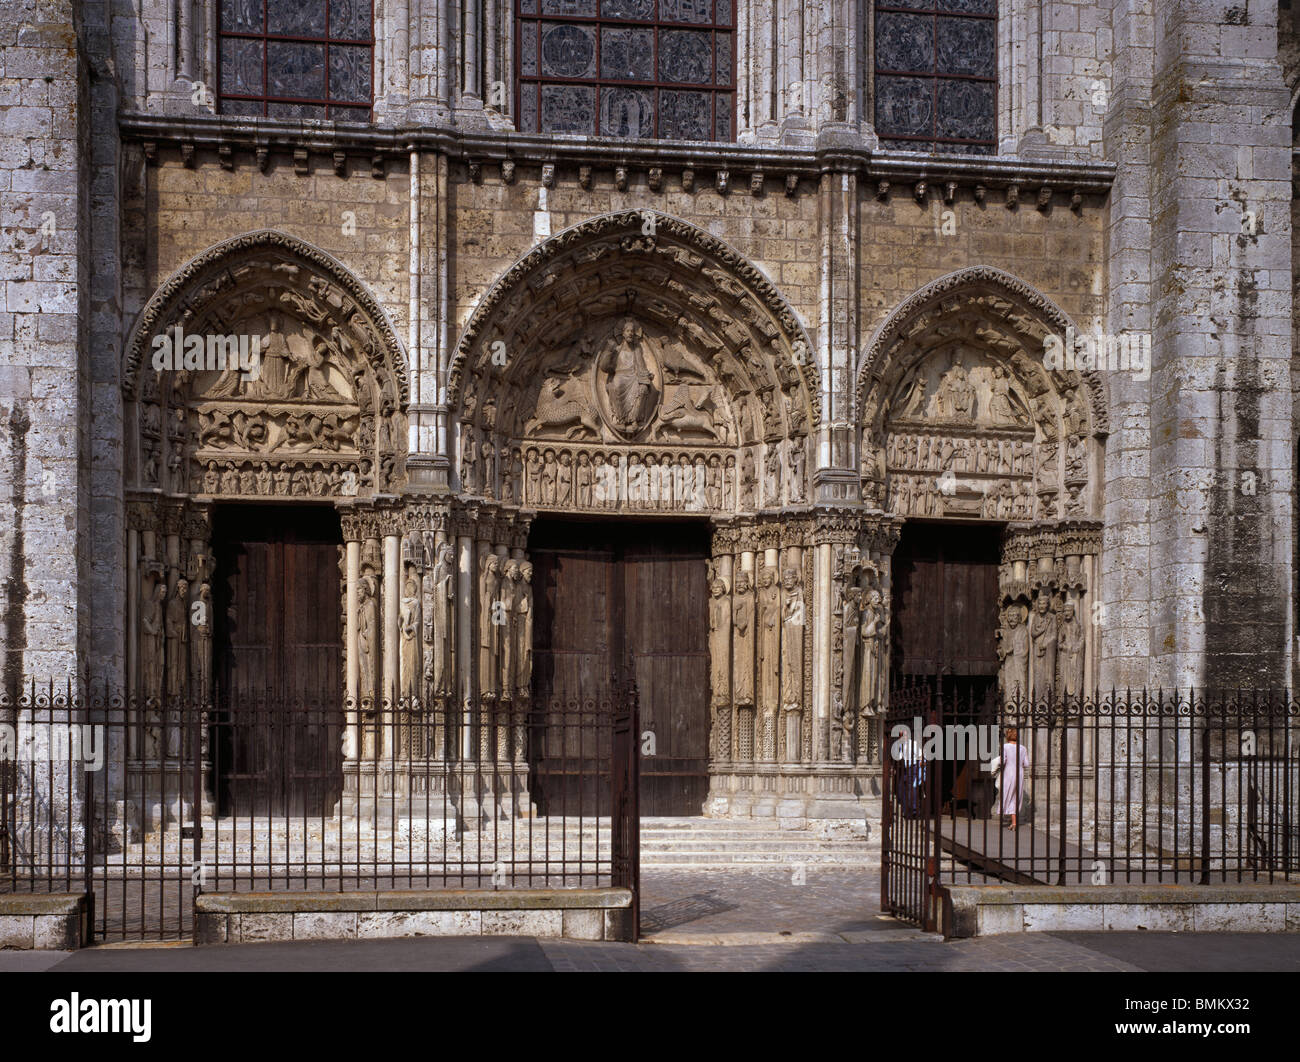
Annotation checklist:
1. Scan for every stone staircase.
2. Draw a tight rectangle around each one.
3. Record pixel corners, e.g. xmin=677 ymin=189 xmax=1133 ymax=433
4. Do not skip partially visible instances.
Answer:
xmin=98 ymin=814 xmax=882 ymax=872
xmin=570 ymin=817 xmax=881 ymax=870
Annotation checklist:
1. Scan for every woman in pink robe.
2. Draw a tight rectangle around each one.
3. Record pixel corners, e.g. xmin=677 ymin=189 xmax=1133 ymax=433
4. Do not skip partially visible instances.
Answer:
xmin=992 ymin=726 xmax=1031 ymax=829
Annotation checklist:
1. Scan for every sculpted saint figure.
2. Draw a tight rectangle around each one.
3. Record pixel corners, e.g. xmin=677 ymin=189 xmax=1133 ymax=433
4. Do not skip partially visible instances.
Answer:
xmin=780 ymin=568 xmax=804 ymax=711
xmin=501 ymin=562 xmax=521 ymax=699
xmin=731 ymin=571 xmax=755 ymax=706
xmin=557 ymin=451 xmax=574 ymax=506
xmin=479 ymin=554 xmax=503 ymax=698
xmin=428 ymin=543 xmax=455 ymax=695
xmin=140 ymin=574 xmax=166 ymax=701
xmin=757 ymin=567 xmax=781 ymax=714
xmin=190 ymin=582 xmax=212 ymax=702
xmin=515 ymin=562 xmax=534 ymax=698
xmin=1057 ymin=599 xmax=1086 ymax=699
xmin=357 ymin=574 xmax=379 ymax=706
xmin=599 ymin=317 xmax=656 ymax=432
xmin=997 ymin=605 xmax=1030 ymax=700
xmin=541 ymin=450 xmax=557 ymax=505
xmin=526 ymin=448 xmax=542 ymax=503
xmin=1029 ymin=591 xmax=1058 ymax=699
xmin=841 ymin=585 xmax=862 ymax=713
xmin=859 ymin=589 xmax=884 ymax=716
xmin=399 ymin=576 xmax=421 ymax=698
xmin=165 ymin=577 xmax=189 ymax=698
xmin=708 ymin=577 xmax=731 ymax=707
xmin=576 ymin=452 xmax=593 ymax=508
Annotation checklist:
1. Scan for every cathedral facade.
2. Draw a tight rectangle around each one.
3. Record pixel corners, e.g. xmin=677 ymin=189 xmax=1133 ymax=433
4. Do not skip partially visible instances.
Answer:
xmin=2 ymin=0 xmax=1297 ymax=818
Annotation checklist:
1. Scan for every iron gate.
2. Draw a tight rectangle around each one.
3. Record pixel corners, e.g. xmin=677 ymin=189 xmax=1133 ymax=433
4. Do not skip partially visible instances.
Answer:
xmin=2 ymin=679 xmax=641 ymax=943
xmin=881 ymin=680 xmax=938 ymax=930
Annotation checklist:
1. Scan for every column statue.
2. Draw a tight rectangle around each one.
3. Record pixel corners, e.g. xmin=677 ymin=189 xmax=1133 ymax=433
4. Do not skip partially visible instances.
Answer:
xmin=731 ymin=570 xmax=755 ymax=707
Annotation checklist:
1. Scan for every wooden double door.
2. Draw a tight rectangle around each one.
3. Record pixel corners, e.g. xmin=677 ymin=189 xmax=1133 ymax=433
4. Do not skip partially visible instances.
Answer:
xmin=212 ymin=505 xmax=344 ymax=817
xmin=890 ymin=520 xmax=1001 ymax=808
xmin=889 ymin=521 xmax=1002 ymax=693
xmin=529 ymin=519 xmax=711 ymax=816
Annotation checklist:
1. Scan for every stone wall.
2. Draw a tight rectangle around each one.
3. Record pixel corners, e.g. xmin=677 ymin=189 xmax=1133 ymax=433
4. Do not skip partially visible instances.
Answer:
xmin=0 ymin=1 xmax=94 ymax=681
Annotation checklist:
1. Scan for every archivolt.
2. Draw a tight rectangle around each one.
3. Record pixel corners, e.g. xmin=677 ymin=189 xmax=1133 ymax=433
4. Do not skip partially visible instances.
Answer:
xmin=447 ymin=210 xmax=819 ymax=436
xmin=122 ymin=229 xmax=409 ymax=404
xmin=855 ymin=266 xmax=1108 ymax=438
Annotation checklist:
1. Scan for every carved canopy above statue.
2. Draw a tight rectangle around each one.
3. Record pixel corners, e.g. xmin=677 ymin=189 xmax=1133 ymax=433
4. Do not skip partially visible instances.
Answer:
xmin=448 ymin=211 xmax=818 ymax=516
xmin=855 ymin=267 xmax=1107 ymax=523
xmin=123 ymin=230 xmax=410 ymax=499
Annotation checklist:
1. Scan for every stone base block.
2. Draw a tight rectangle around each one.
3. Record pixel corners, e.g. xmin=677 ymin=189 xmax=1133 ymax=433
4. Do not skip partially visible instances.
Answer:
xmin=0 ymin=893 xmax=88 ymax=949
xmin=942 ymin=884 xmax=1300 ymax=938
xmin=195 ymin=887 xmax=635 ymax=944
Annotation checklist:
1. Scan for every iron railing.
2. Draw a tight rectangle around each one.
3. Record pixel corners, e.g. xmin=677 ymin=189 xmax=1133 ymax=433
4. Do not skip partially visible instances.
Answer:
xmin=882 ymin=683 xmax=1300 ymax=929
xmin=1 ymin=678 xmax=639 ymax=942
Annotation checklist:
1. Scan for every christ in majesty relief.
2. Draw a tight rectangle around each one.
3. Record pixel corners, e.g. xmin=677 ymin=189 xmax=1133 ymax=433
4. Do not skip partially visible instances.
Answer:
xmin=598 ymin=317 xmax=657 ymax=434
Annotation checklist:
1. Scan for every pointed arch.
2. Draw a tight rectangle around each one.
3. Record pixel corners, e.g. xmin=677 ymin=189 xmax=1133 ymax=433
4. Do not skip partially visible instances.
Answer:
xmin=123 ymin=230 xmax=410 ymax=500
xmin=855 ymin=267 xmax=1109 ymax=522
xmin=124 ymin=229 xmax=408 ymax=404
xmin=446 ymin=211 xmax=819 ymax=515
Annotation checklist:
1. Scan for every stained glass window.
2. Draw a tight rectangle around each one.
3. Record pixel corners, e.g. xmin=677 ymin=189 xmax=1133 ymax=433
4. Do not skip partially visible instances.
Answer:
xmin=874 ymin=0 xmax=996 ymax=154
xmin=219 ymin=1 xmax=373 ymax=122
xmin=516 ymin=0 xmax=735 ymax=140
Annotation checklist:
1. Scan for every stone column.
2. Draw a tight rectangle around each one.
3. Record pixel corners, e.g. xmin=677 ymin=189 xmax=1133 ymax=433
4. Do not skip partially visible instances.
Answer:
xmin=382 ymin=521 xmax=402 ymax=759
xmin=344 ymin=536 xmax=360 ymax=760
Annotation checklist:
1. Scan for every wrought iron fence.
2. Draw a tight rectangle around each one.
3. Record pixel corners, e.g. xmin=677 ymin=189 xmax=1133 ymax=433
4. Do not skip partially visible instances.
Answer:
xmin=882 ymin=683 xmax=1300 ymax=929
xmin=1 ymin=678 xmax=639 ymax=942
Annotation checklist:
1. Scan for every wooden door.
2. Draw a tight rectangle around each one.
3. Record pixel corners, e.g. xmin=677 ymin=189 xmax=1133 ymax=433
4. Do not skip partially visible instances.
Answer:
xmin=530 ymin=520 xmax=711 ymax=816
xmin=213 ymin=505 xmax=343 ymax=817
xmin=890 ymin=521 xmax=1001 ymax=807
xmin=890 ymin=521 xmax=1001 ymax=685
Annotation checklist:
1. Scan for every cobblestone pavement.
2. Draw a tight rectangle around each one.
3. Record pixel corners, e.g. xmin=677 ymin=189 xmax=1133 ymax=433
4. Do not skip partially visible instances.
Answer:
xmin=5 ymin=870 xmax=1300 ymax=972
xmin=13 ymin=931 xmax=1300 ymax=973
xmin=540 ymin=934 xmax=1141 ymax=971
xmin=639 ymin=868 xmax=889 ymax=941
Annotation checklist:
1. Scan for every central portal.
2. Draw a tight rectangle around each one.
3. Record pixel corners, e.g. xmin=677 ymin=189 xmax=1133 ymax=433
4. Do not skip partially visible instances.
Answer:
xmin=529 ymin=518 xmax=711 ymax=816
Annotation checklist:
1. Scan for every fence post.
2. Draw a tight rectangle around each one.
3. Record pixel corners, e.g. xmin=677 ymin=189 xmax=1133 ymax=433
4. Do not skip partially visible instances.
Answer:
xmin=1200 ymin=695 xmax=1211 ymax=885
xmin=880 ymin=709 xmax=891 ymax=916
xmin=1057 ymin=697 xmax=1067 ymax=887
